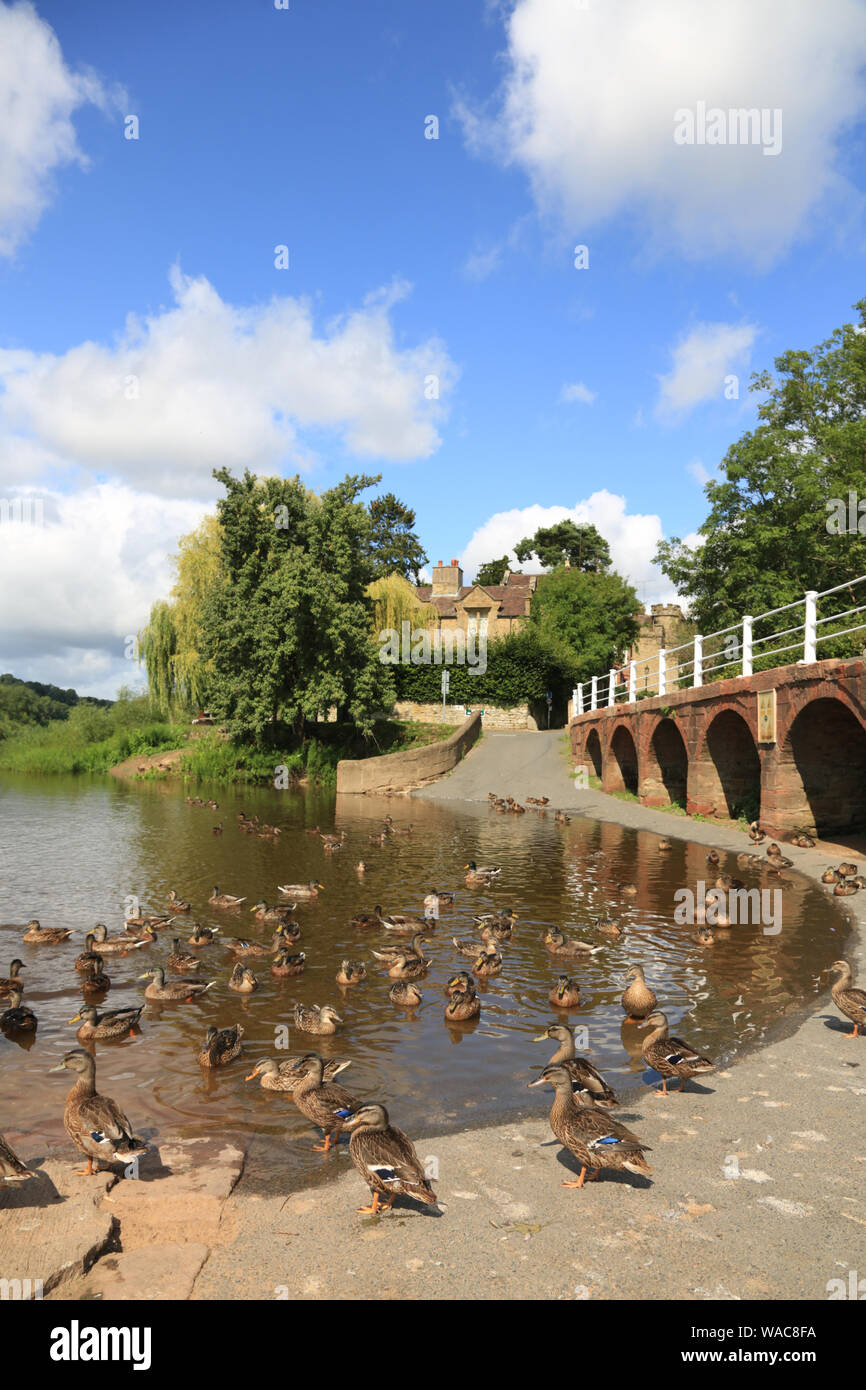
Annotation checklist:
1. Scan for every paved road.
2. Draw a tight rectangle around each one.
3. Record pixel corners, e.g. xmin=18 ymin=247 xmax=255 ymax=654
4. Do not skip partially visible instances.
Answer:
xmin=412 ymin=729 xmax=581 ymax=807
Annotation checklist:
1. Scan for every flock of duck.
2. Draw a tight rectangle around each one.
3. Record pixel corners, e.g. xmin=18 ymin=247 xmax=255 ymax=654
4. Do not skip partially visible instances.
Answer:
xmin=1 ymin=798 xmax=865 ymax=1210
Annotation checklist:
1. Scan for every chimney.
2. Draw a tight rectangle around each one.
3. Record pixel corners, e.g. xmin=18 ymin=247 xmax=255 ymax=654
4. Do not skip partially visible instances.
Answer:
xmin=432 ymin=557 xmax=463 ymax=596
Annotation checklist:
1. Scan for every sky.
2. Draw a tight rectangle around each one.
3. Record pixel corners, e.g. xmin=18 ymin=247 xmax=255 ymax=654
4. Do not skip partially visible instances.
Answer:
xmin=1 ymin=0 xmax=865 ymax=697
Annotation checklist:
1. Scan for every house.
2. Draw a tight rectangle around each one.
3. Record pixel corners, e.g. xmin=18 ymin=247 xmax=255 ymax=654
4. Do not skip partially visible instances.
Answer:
xmin=414 ymin=560 xmax=536 ymax=643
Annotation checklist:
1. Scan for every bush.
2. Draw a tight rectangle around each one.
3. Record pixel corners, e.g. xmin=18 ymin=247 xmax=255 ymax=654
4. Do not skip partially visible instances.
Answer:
xmin=392 ymin=627 xmax=577 ymax=707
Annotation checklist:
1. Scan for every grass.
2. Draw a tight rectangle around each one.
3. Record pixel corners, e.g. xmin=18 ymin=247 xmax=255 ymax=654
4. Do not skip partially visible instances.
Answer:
xmin=0 ymin=718 xmax=187 ymax=775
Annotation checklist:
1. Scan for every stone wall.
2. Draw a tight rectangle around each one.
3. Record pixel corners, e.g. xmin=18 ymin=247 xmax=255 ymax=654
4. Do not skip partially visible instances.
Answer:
xmin=393 ymin=700 xmax=538 ymax=731
xmin=336 ymin=711 xmax=482 ymax=794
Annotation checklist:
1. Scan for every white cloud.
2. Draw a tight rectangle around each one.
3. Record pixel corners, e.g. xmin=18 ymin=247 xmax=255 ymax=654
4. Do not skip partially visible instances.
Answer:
xmin=462 ymin=244 xmax=503 ymax=281
xmin=687 ymin=458 xmax=712 ymax=486
xmin=559 ymin=381 xmax=596 ymax=405
xmin=0 ymin=1 xmax=122 ymax=257
xmin=461 ymin=490 xmax=679 ymax=607
xmin=0 ymin=267 xmax=458 ymax=497
xmin=458 ymin=0 xmax=866 ymax=263
xmin=656 ymin=321 xmax=756 ymax=417
xmin=0 ymin=482 xmax=209 ymax=696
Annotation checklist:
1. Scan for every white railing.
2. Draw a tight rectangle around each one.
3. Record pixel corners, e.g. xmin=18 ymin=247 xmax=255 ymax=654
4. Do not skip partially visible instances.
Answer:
xmin=572 ymin=574 xmax=866 ymax=714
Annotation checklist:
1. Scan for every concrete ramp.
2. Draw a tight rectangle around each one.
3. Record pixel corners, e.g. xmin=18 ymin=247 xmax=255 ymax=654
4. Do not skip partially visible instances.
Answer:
xmin=412 ymin=729 xmax=581 ymax=807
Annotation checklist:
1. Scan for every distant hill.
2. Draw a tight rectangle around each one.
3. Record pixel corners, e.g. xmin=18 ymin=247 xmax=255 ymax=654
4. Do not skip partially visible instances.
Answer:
xmin=0 ymin=673 xmax=112 ymax=732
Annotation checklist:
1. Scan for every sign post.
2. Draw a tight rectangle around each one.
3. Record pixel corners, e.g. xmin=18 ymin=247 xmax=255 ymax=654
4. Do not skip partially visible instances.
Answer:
xmin=546 ymin=689 xmax=553 ymax=729
xmin=441 ymin=668 xmax=450 ymax=720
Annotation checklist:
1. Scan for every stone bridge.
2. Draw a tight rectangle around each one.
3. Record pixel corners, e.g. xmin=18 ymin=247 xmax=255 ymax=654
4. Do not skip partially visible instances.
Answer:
xmin=569 ymin=657 xmax=866 ymax=838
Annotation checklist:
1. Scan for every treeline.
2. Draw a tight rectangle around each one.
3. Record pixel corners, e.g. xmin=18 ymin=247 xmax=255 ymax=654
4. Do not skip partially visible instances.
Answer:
xmin=0 ymin=673 xmax=112 ymax=739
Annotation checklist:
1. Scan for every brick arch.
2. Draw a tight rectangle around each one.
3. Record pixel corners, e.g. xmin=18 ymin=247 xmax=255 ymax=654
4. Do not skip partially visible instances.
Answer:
xmin=776 ymin=696 xmax=866 ymax=836
xmin=604 ymin=723 xmax=638 ymax=795
xmin=584 ymin=726 xmax=602 ymax=778
xmin=691 ymin=708 xmax=761 ymax=821
xmin=641 ymin=716 xmax=688 ymax=808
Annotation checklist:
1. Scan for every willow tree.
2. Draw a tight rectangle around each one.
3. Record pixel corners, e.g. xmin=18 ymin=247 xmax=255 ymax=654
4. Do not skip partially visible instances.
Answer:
xmin=367 ymin=572 xmax=438 ymax=637
xmin=139 ymin=514 xmax=223 ymax=713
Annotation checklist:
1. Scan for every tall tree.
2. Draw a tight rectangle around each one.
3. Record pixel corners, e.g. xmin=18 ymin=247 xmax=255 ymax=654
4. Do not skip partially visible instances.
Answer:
xmin=530 ymin=568 xmax=639 ymax=682
xmin=656 ymin=298 xmax=866 ymax=639
xmin=200 ymin=469 xmax=393 ymax=745
xmin=474 ymin=556 xmax=511 ymax=587
xmin=368 ymin=493 xmax=428 ymax=583
xmin=515 ymin=520 xmax=611 ymax=572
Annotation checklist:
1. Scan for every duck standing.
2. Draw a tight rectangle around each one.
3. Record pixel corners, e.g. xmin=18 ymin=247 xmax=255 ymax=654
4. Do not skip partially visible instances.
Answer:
xmin=639 ymin=1011 xmax=715 ymax=1094
xmin=528 ymin=1064 xmax=651 ymax=1188
xmin=336 ymin=1103 xmax=438 ymax=1214
xmin=289 ymin=1052 xmax=361 ymax=1152
xmin=50 ymin=1048 xmax=147 ymax=1176
xmin=826 ymin=960 xmax=866 ymax=1037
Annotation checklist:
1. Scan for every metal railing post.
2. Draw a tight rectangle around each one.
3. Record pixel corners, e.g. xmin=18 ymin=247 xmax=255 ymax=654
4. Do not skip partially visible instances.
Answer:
xmin=577 ymin=683 xmax=584 ymax=715
xmin=608 ymin=669 xmax=616 ymax=707
xmin=693 ymin=634 xmax=703 ymax=687
xmin=590 ymin=676 xmax=598 ymax=711
xmin=658 ymin=648 xmax=666 ymax=697
xmin=628 ymin=659 xmax=636 ymax=703
xmin=803 ymin=590 xmax=817 ymax=663
xmin=742 ymin=616 xmax=753 ymax=676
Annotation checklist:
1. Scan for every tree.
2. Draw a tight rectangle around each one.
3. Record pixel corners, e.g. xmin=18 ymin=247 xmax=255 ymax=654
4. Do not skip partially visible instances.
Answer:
xmin=530 ymin=568 xmax=640 ymax=682
xmin=138 ymin=514 xmax=223 ymax=714
xmin=656 ymin=298 xmax=866 ymax=639
xmin=474 ymin=556 xmax=511 ymax=587
xmin=200 ymin=469 xmax=394 ymax=745
xmin=368 ymin=493 xmax=428 ymax=583
xmin=515 ymin=520 xmax=611 ymax=572
xmin=367 ymin=573 xmax=439 ymax=636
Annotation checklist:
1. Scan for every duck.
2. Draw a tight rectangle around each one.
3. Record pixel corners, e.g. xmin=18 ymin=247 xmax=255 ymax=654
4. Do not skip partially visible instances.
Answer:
xmin=250 ymin=900 xmax=296 ymax=924
xmin=748 ymin=822 xmax=765 ymax=843
xmin=554 ymin=811 xmax=571 ymax=825
xmin=91 ymin=923 xmax=150 ymax=957
xmin=639 ymin=1011 xmax=715 ymax=1093
xmin=792 ymin=834 xmax=815 ymax=848
xmin=167 ymin=938 xmax=201 ymax=973
xmin=715 ymin=874 xmax=745 ymax=891
xmin=224 ymin=927 xmax=293 ymax=957
xmin=208 ymin=887 xmax=246 ymax=908
xmin=212 ymin=824 xmax=223 ymax=836
xmin=527 ymin=1066 xmax=651 ymax=1188
xmin=766 ymin=849 xmax=793 ymax=868
xmin=621 ymin=965 xmax=657 ymax=1021
xmin=22 ymin=920 xmax=73 ymax=945
xmin=49 ymin=1048 xmax=147 ymax=1176
xmin=825 ymin=960 xmax=866 ymax=1036
xmin=389 ymin=980 xmax=423 ymax=1007
xmin=278 ymin=882 xmax=323 ymax=900
xmin=381 ymin=911 xmax=436 ymax=934
xmin=472 ymin=942 xmax=503 ymax=977
xmin=834 ymin=880 xmax=859 ymax=897
xmin=534 ymin=1025 xmax=618 ymax=1106
xmin=124 ymin=909 xmax=174 ymax=930
xmin=139 ymin=966 xmax=215 ymax=1002
xmin=0 ymin=959 xmax=25 ymax=998
xmin=368 ymin=832 xmax=387 ymax=846
xmin=166 ymin=890 xmax=192 ymax=913
xmin=123 ymin=921 xmax=160 ymax=945
xmin=228 ymin=963 xmax=258 ymax=994
xmin=618 ymin=882 xmax=637 ymax=897
xmin=336 ymin=959 xmax=367 ymax=986
xmin=452 ymin=936 xmax=484 ymax=959
xmin=838 ymin=862 xmax=858 ymax=878
xmin=593 ymin=917 xmax=623 ymax=940
xmin=288 ymin=1052 xmax=360 ymax=1152
xmin=549 ymin=975 xmax=581 ymax=1008
xmin=0 ymin=988 xmax=36 ymax=1032
xmin=464 ymin=861 xmax=501 ymax=884
xmin=198 ymin=1024 xmax=244 ymax=1067
xmin=376 ymin=951 xmax=428 ymax=981
xmin=75 ymin=934 xmax=101 ymax=971
xmin=657 ymin=838 xmax=673 ymax=852
xmin=383 ymin=817 xmax=413 ymax=836
xmin=822 ymin=867 xmax=842 ymax=885
xmin=474 ymin=910 xmax=517 ymax=940
xmin=446 ymin=970 xmax=473 ymax=995
xmin=372 ymin=932 xmax=430 ymax=966
xmin=69 ymin=1003 xmax=143 ymax=1042
xmin=336 ymin=1103 xmax=438 ymax=1215
xmin=271 ymin=948 xmax=306 ymax=978
xmin=245 ymin=1056 xmax=351 ymax=1092
xmin=691 ymin=926 xmax=715 ymax=947
xmin=80 ymin=954 xmax=111 ymax=993
xmin=424 ymin=890 xmax=454 ymax=912
xmin=187 ymin=923 xmax=219 ymax=946
xmin=542 ymin=927 xmax=602 ymax=958
xmin=350 ymin=906 xmax=384 ymax=929
xmin=293 ymin=1003 xmax=342 ymax=1036
xmin=445 ymin=984 xmax=481 ymax=1022
xmin=737 ymin=852 xmax=763 ymax=868
xmin=355 ymin=861 xmax=367 ymax=874
xmin=0 ymin=1135 xmax=35 ymax=1182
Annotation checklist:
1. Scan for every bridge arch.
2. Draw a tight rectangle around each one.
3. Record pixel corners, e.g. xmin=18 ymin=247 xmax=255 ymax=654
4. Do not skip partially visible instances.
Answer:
xmin=778 ymin=696 xmax=866 ymax=836
xmin=642 ymin=717 xmax=688 ymax=808
xmin=693 ymin=708 xmax=761 ymax=821
xmin=605 ymin=723 xmax=638 ymax=796
xmin=584 ymin=727 xmax=602 ymax=779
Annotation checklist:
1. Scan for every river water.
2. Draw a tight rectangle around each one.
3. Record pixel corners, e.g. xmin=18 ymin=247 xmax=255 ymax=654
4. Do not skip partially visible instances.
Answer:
xmin=0 ymin=772 xmax=851 ymax=1192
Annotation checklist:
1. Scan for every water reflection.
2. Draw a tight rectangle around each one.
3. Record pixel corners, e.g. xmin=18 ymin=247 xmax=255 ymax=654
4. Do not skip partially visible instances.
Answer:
xmin=0 ymin=771 xmax=851 ymax=1191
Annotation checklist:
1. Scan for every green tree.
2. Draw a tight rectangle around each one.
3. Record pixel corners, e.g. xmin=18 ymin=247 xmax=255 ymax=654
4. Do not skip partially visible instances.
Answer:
xmin=201 ymin=469 xmax=393 ymax=745
xmin=515 ymin=520 xmax=611 ymax=572
xmin=368 ymin=493 xmax=428 ymax=583
xmin=530 ymin=568 xmax=640 ymax=681
xmin=656 ymin=298 xmax=866 ymax=639
xmin=474 ymin=556 xmax=511 ymax=587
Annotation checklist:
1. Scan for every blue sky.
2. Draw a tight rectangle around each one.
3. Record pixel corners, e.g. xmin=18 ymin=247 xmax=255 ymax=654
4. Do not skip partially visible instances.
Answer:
xmin=1 ymin=0 xmax=866 ymax=695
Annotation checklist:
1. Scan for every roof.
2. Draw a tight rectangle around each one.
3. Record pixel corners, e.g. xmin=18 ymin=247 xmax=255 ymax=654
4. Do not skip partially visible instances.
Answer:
xmin=414 ymin=571 xmax=536 ymax=619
